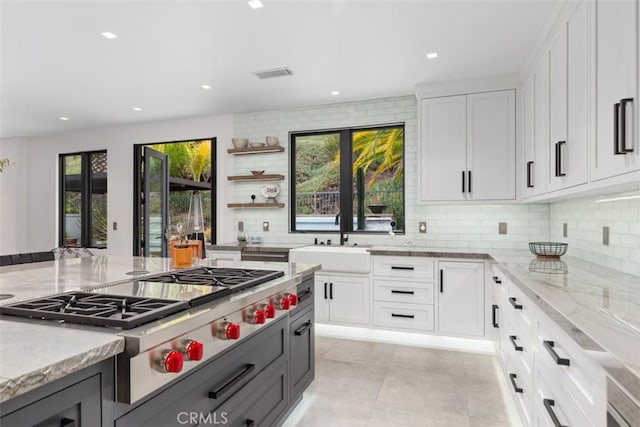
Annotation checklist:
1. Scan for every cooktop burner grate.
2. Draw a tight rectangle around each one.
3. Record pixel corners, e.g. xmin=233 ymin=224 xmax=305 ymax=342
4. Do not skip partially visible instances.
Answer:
xmin=0 ymin=292 xmax=189 ymax=329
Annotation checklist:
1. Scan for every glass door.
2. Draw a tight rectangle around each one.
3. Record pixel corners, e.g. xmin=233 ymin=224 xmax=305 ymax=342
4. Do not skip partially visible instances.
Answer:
xmin=143 ymin=147 xmax=169 ymax=257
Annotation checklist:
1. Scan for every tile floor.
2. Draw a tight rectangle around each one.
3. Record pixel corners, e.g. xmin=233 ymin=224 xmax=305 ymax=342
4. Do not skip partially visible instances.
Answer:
xmin=282 ymin=337 xmax=520 ymax=427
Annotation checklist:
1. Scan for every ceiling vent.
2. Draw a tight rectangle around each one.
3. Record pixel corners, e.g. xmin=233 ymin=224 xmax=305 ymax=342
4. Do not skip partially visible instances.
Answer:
xmin=254 ymin=67 xmax=293 ymax=79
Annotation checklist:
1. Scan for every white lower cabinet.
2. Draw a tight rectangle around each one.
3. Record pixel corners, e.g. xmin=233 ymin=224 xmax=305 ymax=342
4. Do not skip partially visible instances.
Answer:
xmin=492 ymin=266 xmax=606 ymax=427
xmin=372 ymin=301 xmax=434 ymax=331
xmin=437 ymin=261 xmax=485 ymax=337
xmin=314 ymin=273 xmax=369 ymax=326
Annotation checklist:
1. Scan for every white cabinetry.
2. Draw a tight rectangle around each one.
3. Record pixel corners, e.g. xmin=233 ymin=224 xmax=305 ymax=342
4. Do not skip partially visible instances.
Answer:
xmin=372 ymin=256 xmax=435 ymax=332
xmin=593 ymin=0 xmax=640 ymax=180
xmin=548 ymin=1 xmax=590 ymax=192
xmin=522 ymin=56 xmax=549 ymax=198
xmin=437 ymin=261 xmax=485 ymax=337
xmin=419 ymin=90 xmax=515 ymax=202
xmin=314 ymin=273 xmax=369 ymax=326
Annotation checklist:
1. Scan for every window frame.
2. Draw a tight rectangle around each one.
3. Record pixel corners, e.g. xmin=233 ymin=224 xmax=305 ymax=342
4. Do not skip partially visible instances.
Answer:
xmin=289 ymin=123 xmax=405 ymax=234
xmin=58 ymin=150 xmax=107 ymax=248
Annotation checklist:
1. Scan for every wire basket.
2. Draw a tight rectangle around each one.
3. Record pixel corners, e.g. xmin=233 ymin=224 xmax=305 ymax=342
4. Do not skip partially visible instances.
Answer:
xmin=528 ymin=242 xmax=568 ymax=259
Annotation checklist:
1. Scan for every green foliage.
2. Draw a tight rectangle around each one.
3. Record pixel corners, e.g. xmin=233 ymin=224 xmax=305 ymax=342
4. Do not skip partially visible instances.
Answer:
xmin=152 ymin=141 xmax=212 ymax=182
xmin=295 ymin=134 xmax=340 ymax=192
xmin=352 ymin=128 xmax=404 ymax=187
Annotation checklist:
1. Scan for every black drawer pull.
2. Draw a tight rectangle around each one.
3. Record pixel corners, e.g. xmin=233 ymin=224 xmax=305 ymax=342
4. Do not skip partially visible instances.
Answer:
xmin=543 ymin=340 xmax=570 ymax=366
xmin=60 ymin=419 xmax=77 ymax=427
xmin=462 ymin=170 xmax=466 ymax=193
xmin=509 ymin=373 xmax=523 ymax=393
xmin=298 ymin=289 xmax=312 ymax=302
xmin=543 ymin=399 xmax=568 ymax=427
xmin=208 ymin=364 xmax=256 ymax=399
xmin=509 ymin=297 xmax=522 ymax=310
xmin=440 ymin=269 xmax=444 ymax=293
xmin=526 ymin=161 xmax=534 ymax=188
xmin=391 ymin=313 xmax=415 ymax=319
xmin=246 ymin=420 xmax=255 ymax=427
xmin=294 ymin=321 xmax=312 ymax=336
xmin=620 ymin=98 xmax=634 ymax=153
xmin=492 ymin=304 xmax=499 ymax=328
xmin=391 ymin=266 xmax=414 ymax=271
xmin=324 ymin=282 xmax=327 ymax=300
xmin=329 ymin=282 xmax=333 ymax=299
xmin=391 ymin=290 xmax=415 ymax=295
xmin=492 ymin=276 xmax=502 ymax=284
xmin=509 ymin=335 xmax=523 ymax=351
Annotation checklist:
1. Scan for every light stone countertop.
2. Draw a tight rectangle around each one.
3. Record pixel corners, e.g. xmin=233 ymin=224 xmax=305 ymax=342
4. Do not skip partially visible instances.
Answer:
xmin=0 ymin=256 xmax=320 ymax=403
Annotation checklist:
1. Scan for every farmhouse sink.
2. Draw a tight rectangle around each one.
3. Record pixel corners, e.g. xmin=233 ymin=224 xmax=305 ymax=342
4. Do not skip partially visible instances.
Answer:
xmin=289 ymin=245 xmax=371 ymax=273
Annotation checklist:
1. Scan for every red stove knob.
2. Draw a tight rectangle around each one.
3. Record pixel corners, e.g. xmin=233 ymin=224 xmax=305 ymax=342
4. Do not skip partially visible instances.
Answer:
xmin=214 ymin=321 xmax=240 ymax=340
xmin=265 ymin=304 xmax=276 ymax=318
xmin=286 ymin=293 xmax=298 ymax=306
xmin=244 ymin=308 xmax=266 ymax=325
xmin=271 ymin=295 xmax=290 ymax=310
xmin=184 ymin=340 xmax=204 ymax=361
xmin=155 ymin=349 xmax=184 ymax=373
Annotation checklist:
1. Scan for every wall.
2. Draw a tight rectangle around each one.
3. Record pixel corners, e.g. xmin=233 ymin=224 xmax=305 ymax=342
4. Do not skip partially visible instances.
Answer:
xmin=232 ymin=95 xmax=550 ymax=250
xmin=549 ymin=192 xmax=640 ymax=276
xmin=5 ymin=114 xmax=234 ymax=256
xmin=0 ymin=137 xmax=30 ymax=254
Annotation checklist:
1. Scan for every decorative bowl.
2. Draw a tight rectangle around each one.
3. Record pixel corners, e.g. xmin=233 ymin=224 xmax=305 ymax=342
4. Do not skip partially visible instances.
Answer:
xmin=368 ymin=204 xmax=387 ymax=214
xmin=265 ymin=136 xmax=279 ymax=146
xmin=251 ymin=170 xmax=265 ymax=176
xmin=250 ymin=142 xmax=266 ymax=148
xmin=232 ymin=138 xmax=249 ymax=149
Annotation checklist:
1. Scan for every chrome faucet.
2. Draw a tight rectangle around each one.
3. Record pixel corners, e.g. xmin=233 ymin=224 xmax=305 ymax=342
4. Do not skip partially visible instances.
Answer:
xmin=334 ymin=212 xmax=349 ymax=246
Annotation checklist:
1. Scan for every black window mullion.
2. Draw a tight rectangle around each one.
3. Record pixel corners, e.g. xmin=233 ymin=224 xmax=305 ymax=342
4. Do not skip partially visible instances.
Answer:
xmin=58 ymin=155 xmax=66 ymax=247
xmin=339 ymin=130 xmax=353 ymax=233
xmin=81 ymin=153 xmax=91 ymax=247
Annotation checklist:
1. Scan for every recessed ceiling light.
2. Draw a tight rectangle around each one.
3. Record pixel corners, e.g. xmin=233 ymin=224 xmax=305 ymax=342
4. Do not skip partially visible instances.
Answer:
xmin=427 ymin=52 xmax=438 ymax=59
xmin=331 ymin=91 xmax=340 ymax=96
xmin=59 ymin=116 xmax=69 ymax=121
xmin=133 ymin=107 xmax=142 ymax=111
xmin=201 ymin=84 xmax=212 ymax=90
xmin=101 ymin=32 xmax=118 ymax=39
xmin=248 ymin=0 xmax=263 ymax=9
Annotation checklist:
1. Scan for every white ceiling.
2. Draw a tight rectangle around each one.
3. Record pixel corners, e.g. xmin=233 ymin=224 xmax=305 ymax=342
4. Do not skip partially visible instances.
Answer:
xmin=0 ymin=0 xmax=561 ymax=138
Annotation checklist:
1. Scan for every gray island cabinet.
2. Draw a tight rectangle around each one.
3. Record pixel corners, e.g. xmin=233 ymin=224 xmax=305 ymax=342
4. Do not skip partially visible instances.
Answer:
xmin=0 ymin=258 xmax=316 ymax=427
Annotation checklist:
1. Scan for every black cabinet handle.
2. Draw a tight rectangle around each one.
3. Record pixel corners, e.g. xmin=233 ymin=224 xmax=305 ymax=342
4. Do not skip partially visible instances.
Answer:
xmin=543 ymin=340 xmax=570 ymax=366
xmin=461 ymin=171 xmax=466 ymax=193
xmin=492 ymin=276 xmax=502 ymax=284
xmin=508 ymin=297 xmax=522 ymax=310
xmin=555 ymin=141 xmax=566 ymax=177
xmin=555 ymin=142 xmax=559 ymax=176
xmin=209 ymin=364 xmax=255 ymax=399
xmin=329 ymin=282 xmax=333 ymax=299
xmin=468 ymin=170 xmax=472 ymax=193
xmin=60 ymin=419 xmax=77 ymax=427
xmin=391 ymin=289 xmax=415 ymax=295
xmin=492 ymin=304 xmax=499 ymax=328
xmin=246 ymin=420 xmax=255 ymax=427
xmin=391 ymin=313 xmax=415 ymax=319
xmin=391 ymin=266 xmax=414 ymax=271
xmin=614 ymin=102 xmax=622 ymax=155
xmin=509 ymin=335 xmax=523 ymax=351
xmin=620 ymin=98 xmax=634 ymax=153
xmin=298 ymin=288 xmax=312 ymax=302
xmin=294 ymin=321 xmax=312 ymax=336
xmin=543 ymin=399 xmax=568 ymax=427
xmin=509 ymin=373 xmax=523 ymax=393
xmin=439 ymin=269 xmax=444 ymax=293
xmin=526 ymin=161 xmax=534 ymax=188
xmin=324 ymin=282 xmax=327 ymax=299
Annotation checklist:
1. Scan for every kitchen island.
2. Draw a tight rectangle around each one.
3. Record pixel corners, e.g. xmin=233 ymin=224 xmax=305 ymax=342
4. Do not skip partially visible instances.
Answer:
xmin=0 ymin=256 xmax=320 ymax=426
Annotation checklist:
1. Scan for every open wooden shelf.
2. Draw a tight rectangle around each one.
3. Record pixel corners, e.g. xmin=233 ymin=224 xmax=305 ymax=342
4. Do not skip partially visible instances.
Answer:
xmin=227 ymin=202 xmax=285 ymax=208
xmin=227 ymin=146 xmax=285 ymax=155
xmin=227 ymin=174 xmax=285 ymax=182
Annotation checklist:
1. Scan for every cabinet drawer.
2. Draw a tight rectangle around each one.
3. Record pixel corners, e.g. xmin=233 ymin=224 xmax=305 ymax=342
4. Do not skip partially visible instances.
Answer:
xmin=373 ymin=256 xmax=434 ymax=279
xmin=535 ymin=313 xmax=606 ymax=423
xmin=507 ymin=355 xmax=534 ymax=427
xmin=373 ymin=279 xmax=434 ymax=304
xmin=505 ymin=281 xmax=534 ymax=332
xmin=372 ymin=301 xmax=434 ymax=331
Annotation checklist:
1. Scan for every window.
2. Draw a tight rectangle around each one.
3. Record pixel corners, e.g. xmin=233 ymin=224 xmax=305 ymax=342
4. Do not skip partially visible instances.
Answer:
xmin=59 ymin=151 xmax=107 ymax=248
xmin=291 ymin=124 xmax=404 ymax=233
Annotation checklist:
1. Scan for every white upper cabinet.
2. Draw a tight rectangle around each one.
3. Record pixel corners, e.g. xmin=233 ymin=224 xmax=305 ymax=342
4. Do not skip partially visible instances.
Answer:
xmin=548 ymin=1 xmax=590 ymax=192
xmin=419 ymin=90 xmax=515 ymax=202
xmin=523 ymin=56 xmax=549 ymax=198
xmin=593 ymin=0 xmax=639 ymax=180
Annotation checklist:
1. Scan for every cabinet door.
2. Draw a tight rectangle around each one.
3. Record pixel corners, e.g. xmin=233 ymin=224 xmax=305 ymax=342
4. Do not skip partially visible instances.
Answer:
xmin=419 ymin=95 xmax=467 ymax=201
xmin=290 ymin=308 xmax=315 ymax=401
xmin=329 ymin=275 xmax=370 ymax=325
xmin=314 ymin=275 xmax=330 ymax=323
xmin=548 ymin=24 xmax=568 ymax=191
xmin=466 ymin=90 xmax=516 ymax=200
xmin=522 ymin=74 xmax=536 ymax=198
xmin=533 ymin=55 xmax=550 ymax=195
xmin=594 ymin=0 xmax=640 ymax=180
xmin=438 ymin=261 xmax=485 ymax=337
